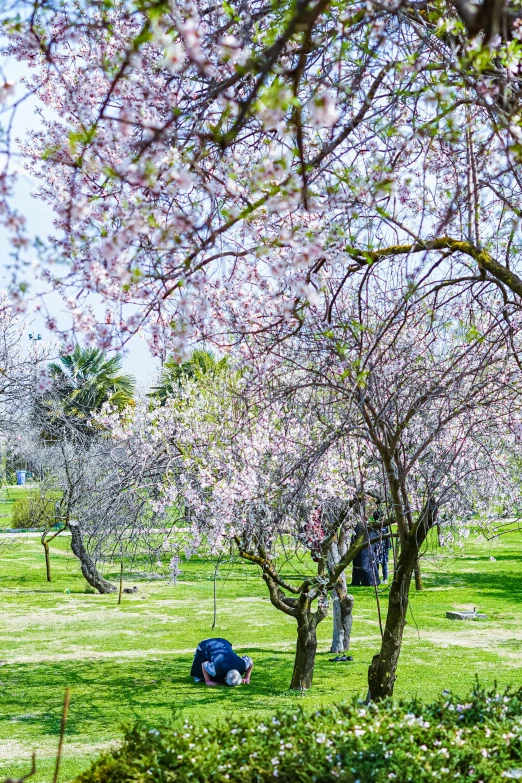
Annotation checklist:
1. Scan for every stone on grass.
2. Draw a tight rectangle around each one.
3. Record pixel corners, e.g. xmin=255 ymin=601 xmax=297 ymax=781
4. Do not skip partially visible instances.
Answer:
xmin=446 ymin=610 xmax=487 ymax=620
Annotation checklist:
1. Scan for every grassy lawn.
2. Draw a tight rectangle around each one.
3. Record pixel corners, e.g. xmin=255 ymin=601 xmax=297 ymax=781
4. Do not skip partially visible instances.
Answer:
xmin=0 ymin=527 xmax=521 ymax=782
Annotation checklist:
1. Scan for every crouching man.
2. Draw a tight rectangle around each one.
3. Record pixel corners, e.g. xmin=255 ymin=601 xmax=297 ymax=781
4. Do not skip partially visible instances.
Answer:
xmin=190 ymin=637 xmax=253 ymax=687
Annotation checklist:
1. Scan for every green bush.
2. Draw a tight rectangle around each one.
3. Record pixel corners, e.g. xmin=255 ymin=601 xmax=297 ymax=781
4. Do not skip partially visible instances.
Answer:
xmin=11 ymin=495 xmax=56 ymax=529
xmin=76 ymin=686 xmax=522 ymax=783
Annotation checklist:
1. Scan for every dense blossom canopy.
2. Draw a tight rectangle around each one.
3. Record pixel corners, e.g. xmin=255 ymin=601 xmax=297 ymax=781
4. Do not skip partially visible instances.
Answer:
xmin=2 ymin=0 xmax=522 ymax=355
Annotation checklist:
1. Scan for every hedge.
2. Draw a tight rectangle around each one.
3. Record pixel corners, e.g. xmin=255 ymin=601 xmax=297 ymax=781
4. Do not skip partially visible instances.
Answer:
xmin=11 ymin=494 xmax=56 ymax=529
xmin=76 ymin=685 xmax=522 ymax=783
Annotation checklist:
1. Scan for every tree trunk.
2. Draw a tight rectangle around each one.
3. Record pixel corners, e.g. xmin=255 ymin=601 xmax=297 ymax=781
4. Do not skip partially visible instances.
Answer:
xmin=41 ymin=527 xmax=64 ymax=584
xmin=367 ymin=510 xmax=432 ymax=700
xmin=414 ymin=560 xmax=423 ymax=591
xmin=290 ymin=614 xmax=318 ymax=690
xmin=69 ymin=522 xmax=117 ymax=594
xmin=43 ymin=539 xmax=51 ymax=582
xmin=237 ymin=540 xmax=328 ymax=692
xmin=331 ymin=589 xmax=342 ymax=651
xmin=118 ymin=559 xmax=123 ymax=605
xmin=327 ymin=538 xmax=354 ymax=653
xmin=331 ymin=574 xmax=354 ymax=653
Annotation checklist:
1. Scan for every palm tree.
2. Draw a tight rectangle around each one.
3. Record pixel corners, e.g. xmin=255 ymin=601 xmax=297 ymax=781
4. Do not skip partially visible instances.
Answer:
xmin=38 ymin=346 xmax=135 ymax=441
xmin=150 ymin=349 xmax=228 ymax=404
xmin=49 ymin=346 xmax=135 ymax=415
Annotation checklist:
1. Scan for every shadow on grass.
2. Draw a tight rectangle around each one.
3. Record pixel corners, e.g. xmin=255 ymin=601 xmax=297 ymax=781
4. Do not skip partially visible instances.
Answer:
xmin=417 ymin=563 xmax=522 ymax=597
xmin=0 ymin=651 xmax=309 ymax=739
xmin=451 ymin=570 xmax=522 ymax=603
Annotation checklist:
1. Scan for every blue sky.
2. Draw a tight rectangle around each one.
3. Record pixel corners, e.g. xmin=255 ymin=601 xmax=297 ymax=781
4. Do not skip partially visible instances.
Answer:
xmin=0 ymin=57 xmax=160 ymax=386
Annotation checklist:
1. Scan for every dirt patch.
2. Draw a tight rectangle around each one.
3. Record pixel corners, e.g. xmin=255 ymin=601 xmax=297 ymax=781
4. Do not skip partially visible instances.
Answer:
xmin=0 ymin=741 xmax=31 ymax=761
xmin=0 ymin=606 xmax=186 ymax=631
xmin=4 ymin=639 xmax=302 ymax=664
xmin=5 ymin=647 xmax=194 ymax=664
xmin=232 ymin=596 xmax=269 ymax=604
xmin=416 ymin=626 xmax=522 ymax=649
xmin=0 ymin=738 xmax=116 ymax=761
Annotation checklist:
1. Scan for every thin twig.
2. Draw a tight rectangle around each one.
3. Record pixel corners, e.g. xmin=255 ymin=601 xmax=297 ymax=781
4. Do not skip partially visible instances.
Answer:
xmin=118 ymin=558 xmax=123 ymax=606
xmin=52 ymin=688 xmax=70 ymax=783
xmin=212 ymin=560 xmax=219 ymax=630
xmin=2 ymin=751 xmax=36 ymax=783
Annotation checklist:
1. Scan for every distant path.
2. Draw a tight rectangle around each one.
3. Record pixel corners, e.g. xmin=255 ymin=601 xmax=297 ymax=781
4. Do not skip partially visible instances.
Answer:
xmin=0 ymin=529 xmax=71 ymax=536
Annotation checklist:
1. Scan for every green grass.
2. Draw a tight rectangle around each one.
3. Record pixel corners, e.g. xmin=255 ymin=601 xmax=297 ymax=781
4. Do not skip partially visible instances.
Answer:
xmin=0 ymin=528 xmax=521 ymax=782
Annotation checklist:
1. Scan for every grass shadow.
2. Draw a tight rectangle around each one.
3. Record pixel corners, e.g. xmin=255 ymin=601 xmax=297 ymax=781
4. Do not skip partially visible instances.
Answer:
xmin=0 ymin=651 xmax=311 ymax=740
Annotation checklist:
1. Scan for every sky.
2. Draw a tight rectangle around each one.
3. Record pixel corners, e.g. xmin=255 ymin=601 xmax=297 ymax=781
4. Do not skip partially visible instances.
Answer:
xmin=0 ymin=57 xmax=161 ymax=387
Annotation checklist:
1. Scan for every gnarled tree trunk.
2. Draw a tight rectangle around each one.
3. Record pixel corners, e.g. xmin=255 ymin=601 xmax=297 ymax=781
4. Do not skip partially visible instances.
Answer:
xmin=367 ymin=504 xmax=434 ymax=700
xmin=290 ymin=613 xmax=318 ymax=690
xmin=261 ymin=569 xmax=328 ymax=691
xmin=69 ymin=521 xmax=117 ymax=593
xmin=327 ymin=537 xmax=354 ymax=653
xmin=236 ymin=536 xmax=334 ymax=692
xmin=331 ymin=575 xmax=354 ymax=653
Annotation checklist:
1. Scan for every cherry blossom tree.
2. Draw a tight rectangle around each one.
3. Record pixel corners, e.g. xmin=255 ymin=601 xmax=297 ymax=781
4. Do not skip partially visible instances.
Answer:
xmin=241 ymin=261 xmax=522 ymax=699
xmin=23 ymin=397 xmax=175 ymax=592
xmin=5 ymin=0 xmax=522 ymax=357
xmin=0 ymin=289 xmax=52 ymax=429
xmin=94 ymin=252 xmax=522 ymax=692
xmin=97 ymin=368 xmax=385 ymax=688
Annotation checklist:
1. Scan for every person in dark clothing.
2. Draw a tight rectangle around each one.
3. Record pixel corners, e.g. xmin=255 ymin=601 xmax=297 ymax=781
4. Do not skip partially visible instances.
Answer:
xmin=374 ymin=525 xmax=391 ymax=582
xmin=190 ymin=638 xmax=253 ymax=686
xmin=350 ymin=522 xmax=379 ymax=586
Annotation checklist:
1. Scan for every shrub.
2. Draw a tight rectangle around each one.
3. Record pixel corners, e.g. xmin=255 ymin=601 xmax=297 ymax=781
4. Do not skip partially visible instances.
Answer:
xmin=11 ymin=495 xmax=56 ymax=529
xmin=76 ymin=685 xmax=522 ymax=783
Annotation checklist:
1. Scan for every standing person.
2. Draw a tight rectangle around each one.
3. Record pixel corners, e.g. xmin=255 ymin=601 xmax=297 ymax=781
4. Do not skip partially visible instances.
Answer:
xmin=371 ymin=504 xmax=391 ymax=584
xmin=190 ymin=638 xmax=253 ymax=686
xmin=375 ymin=525 xmax=391 ymax=583
xmin=350 ymin=521 xmax=379 ymax=586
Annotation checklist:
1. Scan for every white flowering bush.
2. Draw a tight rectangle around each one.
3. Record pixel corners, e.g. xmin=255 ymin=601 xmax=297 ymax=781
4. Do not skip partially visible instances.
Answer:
xmin=76 ymin=686 xmax=522 ymax=783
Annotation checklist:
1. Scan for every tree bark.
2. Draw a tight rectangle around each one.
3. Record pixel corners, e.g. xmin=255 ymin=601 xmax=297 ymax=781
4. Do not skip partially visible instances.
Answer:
xmin=327 ymin=537 xmax=354 ymax=653
xmin=367 ymin=506 xmax=433 ymax=700
xmin=41 ymin=527 xmax=63 ymax=583
xmin=236 ymin=538 xmax=329 ymax=691
xmin=367 ymin=545 xmax=416 ymax=699
xmin=118 ymin=558 xmax=123 ymax=605
xmin=414 ymin=560 xmax=423 ymax=591
xmin=290 ymin=614 xmax=318 ymax=690
xmin=331 ymin=575 xmax=354 ymax=653
xmin=43 ymin=540 xmax=51 ymax=582
xmin=68 ymin=521 xmax=117 ymax=593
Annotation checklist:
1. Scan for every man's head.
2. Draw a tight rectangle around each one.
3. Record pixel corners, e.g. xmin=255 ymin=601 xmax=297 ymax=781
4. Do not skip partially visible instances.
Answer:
xmin=225 ymin=669 xmax=242 ymax=687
